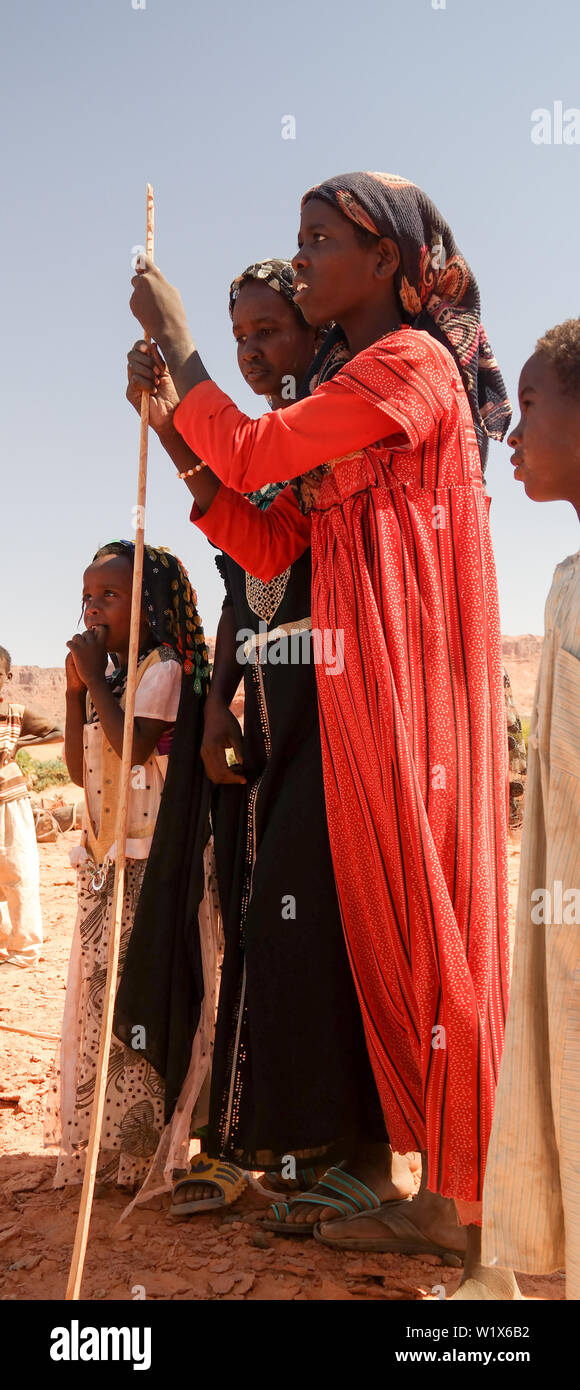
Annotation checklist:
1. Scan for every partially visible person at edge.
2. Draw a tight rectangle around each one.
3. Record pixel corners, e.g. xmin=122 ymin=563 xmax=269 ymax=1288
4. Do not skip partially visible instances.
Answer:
xmin=129 ymin=171 xmax=515 ymax=1297
xmin=504 ymin=668 xmax=527 ymax=828
xmin=45 ymin=542 xmax=215 ymax=1191
xmin=0 ymin=646 xmax=62 ymax=968
xmin=483 ymin=319 xmax=580 ymax=1300
xmin=125 ymin=260 xmax=436 ymax=1243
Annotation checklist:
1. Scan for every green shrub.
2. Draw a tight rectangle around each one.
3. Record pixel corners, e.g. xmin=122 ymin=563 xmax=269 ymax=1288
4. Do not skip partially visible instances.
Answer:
xmin=520 ymin=717 xmax=530 ymax=753
xmin=16 ymin=749 xmax=71 ymax=792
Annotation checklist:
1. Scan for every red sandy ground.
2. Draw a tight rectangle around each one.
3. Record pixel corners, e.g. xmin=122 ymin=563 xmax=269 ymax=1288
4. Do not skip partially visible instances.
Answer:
xmin=0 ymin=828 xmax=564 ymax=1302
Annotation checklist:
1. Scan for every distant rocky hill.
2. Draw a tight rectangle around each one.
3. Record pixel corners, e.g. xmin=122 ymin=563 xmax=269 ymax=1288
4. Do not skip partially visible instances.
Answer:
xmin=10 ymin=634 xmax=542 ymax=730
xmin=11 ymin=640 xmax=244 ymax=730
xmin=501 ymin=635 xmax=543 ymax=717
xmin=10 ymin=667 xmax=66 ymax=730
xmin=501 ymin=636 xmax=543 ymax=662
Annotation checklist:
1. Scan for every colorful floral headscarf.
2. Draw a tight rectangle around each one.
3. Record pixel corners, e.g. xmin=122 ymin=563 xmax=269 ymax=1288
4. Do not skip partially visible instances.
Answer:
xmin=302 ymin=172 xmax=511 ymax=466
xmin=94 ymin=541 xmax=210 ymax=695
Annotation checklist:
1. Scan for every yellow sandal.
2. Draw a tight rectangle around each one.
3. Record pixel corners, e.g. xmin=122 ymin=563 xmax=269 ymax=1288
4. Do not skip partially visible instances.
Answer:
xmin=169 ymin=1153 xmax=247 ymax=1216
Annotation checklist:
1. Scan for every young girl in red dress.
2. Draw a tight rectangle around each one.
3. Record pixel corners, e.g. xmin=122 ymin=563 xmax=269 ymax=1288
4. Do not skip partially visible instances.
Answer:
xmin=130 ymin=173 xmax=515 ymax=1296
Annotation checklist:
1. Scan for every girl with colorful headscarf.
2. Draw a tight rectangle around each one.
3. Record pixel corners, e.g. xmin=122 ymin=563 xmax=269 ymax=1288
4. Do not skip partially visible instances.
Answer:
xmin=46 ymin=541 xmax=215 ymax=1192
xmin=130 ymin=173 xmax=514 ymax=1294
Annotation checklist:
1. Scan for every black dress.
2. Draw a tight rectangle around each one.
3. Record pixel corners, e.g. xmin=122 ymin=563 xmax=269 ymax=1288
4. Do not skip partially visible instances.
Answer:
xmin=209 ymin=546 xmax=386 ymax=1169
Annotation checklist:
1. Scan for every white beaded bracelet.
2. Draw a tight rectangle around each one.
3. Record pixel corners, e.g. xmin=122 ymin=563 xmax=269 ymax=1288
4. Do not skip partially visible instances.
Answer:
xmin=178 ymin=462 xmax=207 ymax=479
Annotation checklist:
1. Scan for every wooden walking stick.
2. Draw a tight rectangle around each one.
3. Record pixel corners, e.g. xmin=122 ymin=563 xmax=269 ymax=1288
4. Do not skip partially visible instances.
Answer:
xmin=66 ymin=184 xmax=155 ymax=1301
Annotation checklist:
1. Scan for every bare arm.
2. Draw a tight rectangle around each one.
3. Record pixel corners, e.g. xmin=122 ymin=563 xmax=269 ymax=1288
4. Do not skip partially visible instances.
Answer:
xmin=209 ymin=603 xmax=243 ymax=709
xmin=201 ymin=604 xmax=246 ymax=785
xmin=64 ymin=685 xmax=86 ymax=787
xmin=19 ymin=707 xmax=63 ymax=745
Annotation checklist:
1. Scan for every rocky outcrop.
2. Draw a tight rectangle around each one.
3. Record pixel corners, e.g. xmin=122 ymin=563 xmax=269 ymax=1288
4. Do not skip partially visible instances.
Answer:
xmin=11 ymin=634 xmax=542 ymax=732
xmin=12 ymin=653 xmax=245 ymax=729
xmin=501 ymin=635 xmax=544 ymax=663
xmin=501 ymin=636 xmax=543 ymax=718
xmin=10 ymin=667 xmax=66 ymax=729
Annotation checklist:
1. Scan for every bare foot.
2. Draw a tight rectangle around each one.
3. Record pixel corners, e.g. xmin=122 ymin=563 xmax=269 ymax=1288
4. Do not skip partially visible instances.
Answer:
xmin=171 ymin=1157 xmax=245 ymax=1208
xmin=172 ymin=1181 xmax=220 ymax=1205
xmin=316 ymin=1183 xmax=467 ymax=1252
xmin=268 ymin=1145 xmax=414 ymax=1229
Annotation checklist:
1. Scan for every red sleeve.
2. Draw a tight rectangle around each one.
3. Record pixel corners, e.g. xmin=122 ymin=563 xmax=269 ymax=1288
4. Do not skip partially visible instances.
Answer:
xmin=191 ymin=483 xmax=311 ymax=583
xmin=174 ymin=375 xmax=404 ymax=494
xmin=332 ymin=330 xmax=457 ymax=450
xmin=174 ymin=331 xmax=456 ymax=495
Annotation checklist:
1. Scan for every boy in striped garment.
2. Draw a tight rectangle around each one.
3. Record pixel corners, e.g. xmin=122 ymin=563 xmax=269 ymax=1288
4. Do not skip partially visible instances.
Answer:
xmin=0 ymin=646 xmax=62 ymax=968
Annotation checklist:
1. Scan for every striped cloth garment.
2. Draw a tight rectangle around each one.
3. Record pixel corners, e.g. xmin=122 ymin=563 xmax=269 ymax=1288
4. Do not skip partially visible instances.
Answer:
xmin=0 ymin=703 xmax=28 ymax=804
xmin=483 ymin=548 xmax=580 ymax=1297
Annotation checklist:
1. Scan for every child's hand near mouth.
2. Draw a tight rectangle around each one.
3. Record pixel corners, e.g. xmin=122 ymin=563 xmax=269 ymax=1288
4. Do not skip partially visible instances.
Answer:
xmin=65 ymin=650 xmax=87 ymax=695
xmin=66 ymin=627 xmax=108 ymax=688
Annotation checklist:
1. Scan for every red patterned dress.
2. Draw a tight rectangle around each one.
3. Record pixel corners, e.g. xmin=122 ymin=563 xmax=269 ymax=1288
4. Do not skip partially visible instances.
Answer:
xmin=177 ymin=326 xmax=510 ymax=1206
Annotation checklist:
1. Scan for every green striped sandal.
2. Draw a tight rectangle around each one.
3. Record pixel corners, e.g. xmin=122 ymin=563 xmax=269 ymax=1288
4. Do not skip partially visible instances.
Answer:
xmin=261 ymin=1165 xmax=385 ymax=1237
xmin=250 ymin=1164 xmax=328 ymax=1197
xmin=169 ymin=1154 xmax=247 ymax=1217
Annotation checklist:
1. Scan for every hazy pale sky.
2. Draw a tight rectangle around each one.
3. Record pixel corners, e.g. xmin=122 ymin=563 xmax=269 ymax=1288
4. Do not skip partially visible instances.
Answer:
xmin=2 ymin=0 xmax=579 ymax=664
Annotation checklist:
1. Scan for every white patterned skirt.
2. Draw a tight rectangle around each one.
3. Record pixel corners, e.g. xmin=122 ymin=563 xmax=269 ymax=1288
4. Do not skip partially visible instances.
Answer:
xmin=45 ymin=859 xmax=165 ymax=1190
